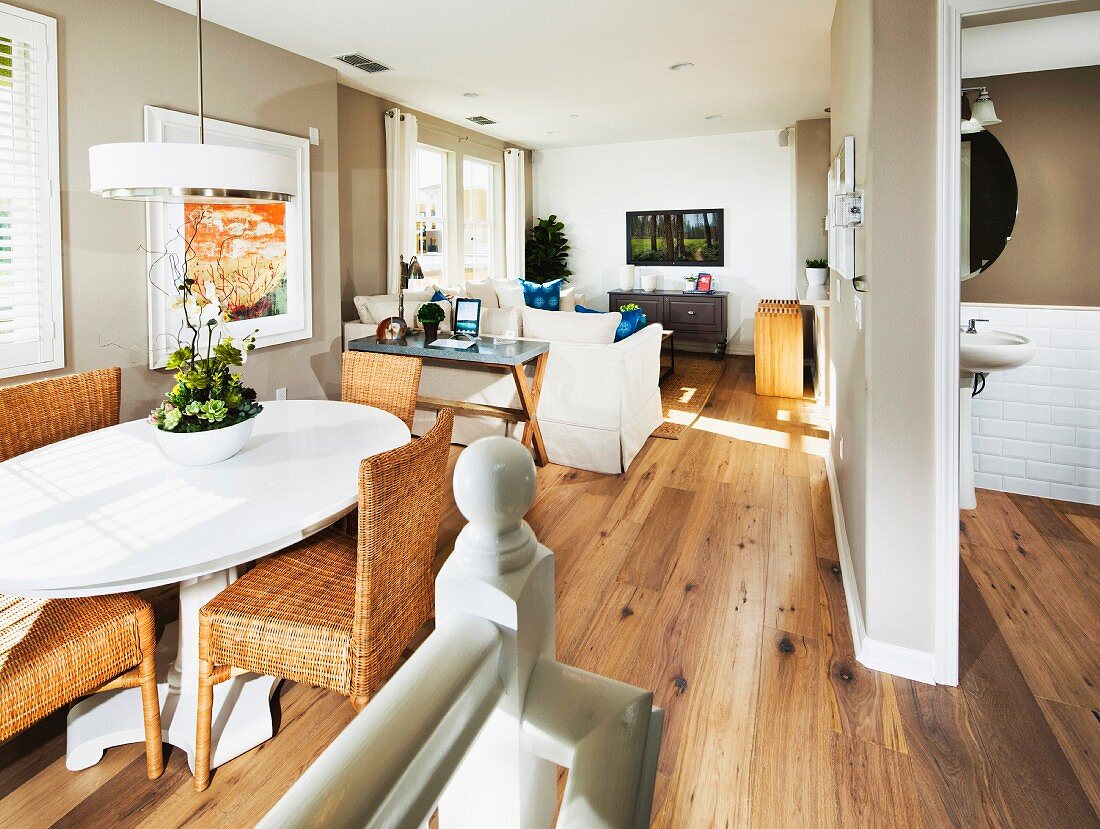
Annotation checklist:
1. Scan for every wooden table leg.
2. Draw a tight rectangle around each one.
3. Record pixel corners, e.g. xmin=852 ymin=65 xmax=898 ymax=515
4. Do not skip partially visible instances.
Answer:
xmin=512 ymin=354 xmax=549 ymax=466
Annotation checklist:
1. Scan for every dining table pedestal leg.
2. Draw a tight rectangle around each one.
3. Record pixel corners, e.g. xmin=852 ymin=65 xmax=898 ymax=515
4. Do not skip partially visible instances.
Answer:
xmin=66 ymin=568 xmax=280 ymax=773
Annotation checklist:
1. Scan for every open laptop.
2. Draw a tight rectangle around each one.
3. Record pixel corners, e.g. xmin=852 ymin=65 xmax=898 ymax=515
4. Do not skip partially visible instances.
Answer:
xmin=429 ymin=297 xmax=481 ymax=349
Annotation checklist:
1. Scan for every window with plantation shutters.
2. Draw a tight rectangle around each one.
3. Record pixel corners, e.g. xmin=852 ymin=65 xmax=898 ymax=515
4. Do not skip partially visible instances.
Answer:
xmin=0 ymin=3 xmax=61 ymax=380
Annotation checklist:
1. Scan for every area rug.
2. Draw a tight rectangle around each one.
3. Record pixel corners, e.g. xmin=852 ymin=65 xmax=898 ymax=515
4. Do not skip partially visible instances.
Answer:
xmin=654 ymin=356 xmax=726 ymax=439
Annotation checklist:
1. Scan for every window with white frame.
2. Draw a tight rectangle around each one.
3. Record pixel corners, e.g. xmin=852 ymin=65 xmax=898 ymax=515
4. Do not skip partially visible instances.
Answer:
xmin=462 ymin=157 xmax=497 ymax=281
xmin=415 ymin=144 xmax=448 ymax=283
xmin=0 ymin=4 xmax=61 ymax=380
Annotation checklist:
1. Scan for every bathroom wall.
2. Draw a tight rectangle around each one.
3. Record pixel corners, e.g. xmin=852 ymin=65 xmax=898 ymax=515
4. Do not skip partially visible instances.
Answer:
xmin=965 ymin=304 xmax=1100 ymax=505
xmin=960 ymin=65 xmax=1100 ymax=307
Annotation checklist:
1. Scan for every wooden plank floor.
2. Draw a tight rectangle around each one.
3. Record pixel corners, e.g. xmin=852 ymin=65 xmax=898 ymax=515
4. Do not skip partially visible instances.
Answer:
xmin=2 ymin=356 xmax=1098 ymax=827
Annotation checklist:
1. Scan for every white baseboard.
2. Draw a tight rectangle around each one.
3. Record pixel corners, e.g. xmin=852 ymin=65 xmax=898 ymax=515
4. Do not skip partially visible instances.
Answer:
xmin=824 ymin=454 xmax=937 ymax=685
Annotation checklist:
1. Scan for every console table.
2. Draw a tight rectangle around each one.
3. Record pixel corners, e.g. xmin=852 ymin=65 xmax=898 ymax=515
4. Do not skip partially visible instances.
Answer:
xmin=607 ymin=290 xmax=728 ymax=355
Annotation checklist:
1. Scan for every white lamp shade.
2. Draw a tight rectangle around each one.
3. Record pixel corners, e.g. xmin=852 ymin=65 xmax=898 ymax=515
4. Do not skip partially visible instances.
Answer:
xmin=972 ymin=97 xmax=1001 ymax=126
xmin=961 ymin=117 xmax=985 ymax=134
xmin=89 ymin=142 xmax=297 ymax=203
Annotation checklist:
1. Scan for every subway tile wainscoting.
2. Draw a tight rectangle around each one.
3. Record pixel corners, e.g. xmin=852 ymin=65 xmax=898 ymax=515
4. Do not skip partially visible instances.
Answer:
xmin=964 ymin=304 xmax=1100 ymax=505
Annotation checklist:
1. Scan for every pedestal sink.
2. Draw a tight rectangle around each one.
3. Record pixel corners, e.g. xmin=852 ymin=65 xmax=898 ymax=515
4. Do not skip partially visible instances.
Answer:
xmin=960 ymin=330 xmax=1036 ymax=509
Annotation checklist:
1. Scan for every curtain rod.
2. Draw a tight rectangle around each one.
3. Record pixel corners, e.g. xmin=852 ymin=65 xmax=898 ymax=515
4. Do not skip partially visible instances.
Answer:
xmin=385 ymin=108 xmax=524 ymax=153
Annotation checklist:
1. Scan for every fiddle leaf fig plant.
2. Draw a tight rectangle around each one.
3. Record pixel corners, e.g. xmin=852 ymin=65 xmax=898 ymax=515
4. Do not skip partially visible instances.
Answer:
xmin=524 ymin=214 xmax=572 ymax=284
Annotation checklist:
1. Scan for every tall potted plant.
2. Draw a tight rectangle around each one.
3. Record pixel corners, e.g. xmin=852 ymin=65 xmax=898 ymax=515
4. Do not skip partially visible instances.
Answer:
xmin=148 ymin=212 xmax=263 ymax=466
xmin=524 ymin=215 xmax=572 ymax=284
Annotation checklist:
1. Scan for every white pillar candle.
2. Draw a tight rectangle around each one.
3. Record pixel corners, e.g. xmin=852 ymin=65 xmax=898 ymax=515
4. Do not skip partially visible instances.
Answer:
xmin=617 ymin=264 xmax=636 ymax=291
xmin=640 ymin=271 xmax=659 ymax=292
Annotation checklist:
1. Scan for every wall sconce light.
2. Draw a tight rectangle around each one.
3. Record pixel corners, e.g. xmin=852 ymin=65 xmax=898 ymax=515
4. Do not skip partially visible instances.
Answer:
xmin=960 ymin=86 xmax=1001 ymax=133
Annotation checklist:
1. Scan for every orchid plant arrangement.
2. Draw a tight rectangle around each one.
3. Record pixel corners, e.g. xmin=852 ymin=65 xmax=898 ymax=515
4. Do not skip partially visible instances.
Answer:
xmin=149 ymin=209 xmax=263 ymax=433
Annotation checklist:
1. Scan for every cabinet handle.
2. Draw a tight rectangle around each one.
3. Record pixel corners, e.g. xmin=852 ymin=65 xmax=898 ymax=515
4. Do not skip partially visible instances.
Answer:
xmin=687 ymin=310 xmax=696 ymax=316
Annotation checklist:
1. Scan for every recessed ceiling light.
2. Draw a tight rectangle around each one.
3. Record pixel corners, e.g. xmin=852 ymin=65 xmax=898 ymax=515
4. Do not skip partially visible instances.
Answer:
xmin=570 ymin=114 xmax=580 ymax=119
xmin=463 ymin=92 xmax=480 ymax=98
xmin=669 ymin=62 xmax=694 ymax=71
xmin=547 ymin=130 xmax=562 ymax=135
xmin=705 ymin=114 xmax=722 ymax=120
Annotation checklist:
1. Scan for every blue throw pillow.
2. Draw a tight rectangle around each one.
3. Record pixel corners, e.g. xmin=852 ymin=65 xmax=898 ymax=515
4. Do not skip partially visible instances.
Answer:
xmin=430 ymin=289 xmax=448 ymax=302
xmin=520 ymin=279 xmax=563 ymax=310
xmin=575 ymin=305 xmax=643 ymax=342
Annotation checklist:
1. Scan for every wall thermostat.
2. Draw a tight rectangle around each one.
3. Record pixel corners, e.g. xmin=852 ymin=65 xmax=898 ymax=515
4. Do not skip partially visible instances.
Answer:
xmin=834 ymin=192 xmax=864 ymax=228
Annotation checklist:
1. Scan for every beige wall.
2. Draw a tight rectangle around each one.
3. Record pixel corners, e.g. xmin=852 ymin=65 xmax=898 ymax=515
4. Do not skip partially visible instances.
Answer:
xmin=960 ymin=65 xmax=1100 ymax=307
xmin=794 ymin=118 xmax=831 ymax=271
xmin=830 ymin=0 xmax=939 ymax=654
xmin=1 ymin=0 xmax=342 ymax=419
xmin=338 ymin=85 xmax=533 ymax=302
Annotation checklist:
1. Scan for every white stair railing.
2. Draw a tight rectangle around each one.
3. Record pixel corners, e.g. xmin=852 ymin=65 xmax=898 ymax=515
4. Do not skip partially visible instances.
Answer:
xmin=258 ymin=437 xmax=663 ymax=829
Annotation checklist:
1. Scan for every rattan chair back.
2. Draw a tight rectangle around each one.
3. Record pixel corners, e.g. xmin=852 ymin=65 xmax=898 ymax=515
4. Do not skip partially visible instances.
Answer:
xmin=0 ymin=367 xmax=121 ymax=461
xmin=341 ymin=351 xmax=422 ymax=430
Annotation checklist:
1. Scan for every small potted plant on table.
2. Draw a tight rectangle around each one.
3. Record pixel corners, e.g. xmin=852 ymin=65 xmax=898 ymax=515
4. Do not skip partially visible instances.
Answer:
xmin=805 ymin=258 xmax=829 ymax=286
xmin=417 ymin=301 xmax=446 ymax=343
xmin=682 ymin=274 xmax=698 ymax=292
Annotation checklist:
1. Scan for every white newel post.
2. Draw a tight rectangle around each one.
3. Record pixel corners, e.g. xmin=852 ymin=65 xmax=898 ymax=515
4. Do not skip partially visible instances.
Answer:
xmin=436 ymin=437 xmax=558 ymax=828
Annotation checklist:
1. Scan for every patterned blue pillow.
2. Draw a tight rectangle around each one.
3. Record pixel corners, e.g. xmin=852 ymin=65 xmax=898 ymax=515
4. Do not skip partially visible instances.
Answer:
xmin=575 ymin=305 xmax=644 ymax=342
xmin=520 ymin=279 xmax=563 ymax=311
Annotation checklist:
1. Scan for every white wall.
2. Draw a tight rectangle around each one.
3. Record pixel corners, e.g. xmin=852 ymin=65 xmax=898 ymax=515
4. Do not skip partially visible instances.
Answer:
xmin=966 ymin=305 xmax=1100 ymax=506
xmin=532 ymin=131 xmax=793 ymax=353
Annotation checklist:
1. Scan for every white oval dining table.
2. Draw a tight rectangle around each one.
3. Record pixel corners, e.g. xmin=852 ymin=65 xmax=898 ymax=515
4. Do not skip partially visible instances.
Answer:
xmin=0 ymin=400 xmax=410 ymax=773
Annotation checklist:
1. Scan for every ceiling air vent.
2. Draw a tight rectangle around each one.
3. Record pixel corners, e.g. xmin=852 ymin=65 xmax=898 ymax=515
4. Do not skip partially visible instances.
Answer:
xmin=334 ymin=53 xmax=391 ymax=74
xmin=467 ymin=115 xmax=497 ymax=126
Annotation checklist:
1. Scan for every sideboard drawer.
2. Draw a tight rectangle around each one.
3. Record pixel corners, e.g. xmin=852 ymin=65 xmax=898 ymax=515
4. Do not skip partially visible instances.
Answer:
xmin=667 ymin=298 xmax=718 ymax=328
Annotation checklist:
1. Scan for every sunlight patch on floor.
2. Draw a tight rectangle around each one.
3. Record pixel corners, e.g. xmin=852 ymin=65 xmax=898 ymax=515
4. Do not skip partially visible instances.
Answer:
xmin=675 ymin=386 xmax=698 ymax=404
xmin=691 ymin=416 xmax=829 ymax=456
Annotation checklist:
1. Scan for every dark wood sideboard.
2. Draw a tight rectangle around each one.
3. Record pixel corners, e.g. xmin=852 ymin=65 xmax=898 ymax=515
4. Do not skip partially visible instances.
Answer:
xmin=607 ymin=290 xmax=728 ymax=355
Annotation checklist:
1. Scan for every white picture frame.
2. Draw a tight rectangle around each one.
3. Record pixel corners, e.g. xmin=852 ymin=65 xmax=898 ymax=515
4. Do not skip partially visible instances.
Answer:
xmin=144 ymin=105 xmax=312 ymax=369
xmin=828 ymin=135 xmax=856 ymax=280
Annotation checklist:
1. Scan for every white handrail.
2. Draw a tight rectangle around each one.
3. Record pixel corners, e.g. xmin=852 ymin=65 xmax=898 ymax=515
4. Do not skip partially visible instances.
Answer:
xmin=256 ymin=616 xmax=502 ymax=829
xmin=259 ymin=437 xmax=663 ymax=828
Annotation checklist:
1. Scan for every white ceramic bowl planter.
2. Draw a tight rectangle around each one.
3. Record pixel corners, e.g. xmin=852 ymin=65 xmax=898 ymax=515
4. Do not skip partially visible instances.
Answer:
xmin=805 ymin=267 xmax=828 ymax=286
xmin=154 ymin=415 xmax=258 ymax=466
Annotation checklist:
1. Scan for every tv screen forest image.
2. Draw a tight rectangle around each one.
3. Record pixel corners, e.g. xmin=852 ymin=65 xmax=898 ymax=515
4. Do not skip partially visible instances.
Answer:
xmin=626 ymin=209 xmax=723 ymax=267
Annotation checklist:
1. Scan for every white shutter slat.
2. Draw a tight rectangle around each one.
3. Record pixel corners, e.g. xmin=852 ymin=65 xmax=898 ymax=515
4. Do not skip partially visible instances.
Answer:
xmin=0 ymin=10 xmax=62 ymax=377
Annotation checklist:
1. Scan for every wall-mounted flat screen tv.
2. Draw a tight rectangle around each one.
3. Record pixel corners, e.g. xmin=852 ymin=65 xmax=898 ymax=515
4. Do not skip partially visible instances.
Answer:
xmin=626 ymin=209 xmax=724 ymax=267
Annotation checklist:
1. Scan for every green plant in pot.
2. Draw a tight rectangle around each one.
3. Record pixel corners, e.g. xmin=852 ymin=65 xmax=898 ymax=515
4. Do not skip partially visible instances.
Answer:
xmin=805 ymin=257 xmax=829 ymax=286
xmin=147 ymin=210 xmax=263 ymax=466
xmin=524 ymin=215 xmax=572 ymax=284
xmin=417 ymin=301 xmax=447 ymax=342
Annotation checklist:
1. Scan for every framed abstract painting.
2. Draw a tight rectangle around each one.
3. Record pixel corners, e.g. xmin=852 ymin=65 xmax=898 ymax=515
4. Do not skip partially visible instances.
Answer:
xmin=144 ymin=106 xmax=312 ymax=369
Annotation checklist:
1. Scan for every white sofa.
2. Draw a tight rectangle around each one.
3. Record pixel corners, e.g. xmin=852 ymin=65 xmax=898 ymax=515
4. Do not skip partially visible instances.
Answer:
xmin=343 ymin=286 xmax=663 ymax=474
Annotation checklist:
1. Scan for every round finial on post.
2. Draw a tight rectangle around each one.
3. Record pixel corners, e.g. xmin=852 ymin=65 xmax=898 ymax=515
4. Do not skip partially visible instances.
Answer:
xmin=452 ymin=437 xmax=538 ymax=575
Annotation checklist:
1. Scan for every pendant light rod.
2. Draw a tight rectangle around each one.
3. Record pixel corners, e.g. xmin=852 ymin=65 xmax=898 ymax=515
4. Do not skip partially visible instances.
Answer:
xmin=196 ymin=0 xmax=204 ymax=143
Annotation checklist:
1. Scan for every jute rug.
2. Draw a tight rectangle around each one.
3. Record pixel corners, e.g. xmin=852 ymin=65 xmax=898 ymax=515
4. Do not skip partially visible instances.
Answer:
xmin=654 ymin=356 xmax=726 ymax=439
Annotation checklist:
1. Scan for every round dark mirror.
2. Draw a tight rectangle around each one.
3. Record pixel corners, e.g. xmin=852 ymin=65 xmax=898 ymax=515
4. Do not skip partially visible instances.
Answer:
xmin=961 ymin=130 xmax=1018 ymax=280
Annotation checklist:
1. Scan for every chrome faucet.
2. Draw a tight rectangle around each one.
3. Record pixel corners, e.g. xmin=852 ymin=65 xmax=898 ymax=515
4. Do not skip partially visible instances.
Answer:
xmin=962 ymin=318 xmax=988 ymax=334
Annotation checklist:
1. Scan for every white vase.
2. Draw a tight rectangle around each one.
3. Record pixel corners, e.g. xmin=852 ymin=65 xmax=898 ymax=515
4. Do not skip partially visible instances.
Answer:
xmin=153 ymin=415 xmax=258 ymax=466
xmin=617 ymin=264 xmax=636 ymax=291
xmin=806 ymin=267 xmax=828 ymax=286
xmin=640 ymin=271 xmax=658 ymax=292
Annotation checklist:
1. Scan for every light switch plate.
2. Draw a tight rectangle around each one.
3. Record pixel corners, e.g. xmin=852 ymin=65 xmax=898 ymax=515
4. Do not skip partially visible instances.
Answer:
xmin=854 ymin=294 xmax=863 ymax=331
xmin=308 ymin=127 xmax=319 ymax=145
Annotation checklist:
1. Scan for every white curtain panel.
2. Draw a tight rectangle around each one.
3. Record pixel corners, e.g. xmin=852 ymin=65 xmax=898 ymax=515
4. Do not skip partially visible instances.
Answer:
xmin=385 ymin=108 xmax=418 ymax=293
xmin=504 ymin=148 xmax=526 ymax=279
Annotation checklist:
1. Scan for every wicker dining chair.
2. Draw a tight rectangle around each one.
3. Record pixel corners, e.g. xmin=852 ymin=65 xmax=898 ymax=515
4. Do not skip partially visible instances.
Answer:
xmin=0 ymin=367 xmax=163 ymax=779
xmin=0 ymin=366 xmax=122 ymax=460
xmin=341 ymin=351 xmax=422 ymax=430
xmin=193 ymin=408 xmax=454 ymax=791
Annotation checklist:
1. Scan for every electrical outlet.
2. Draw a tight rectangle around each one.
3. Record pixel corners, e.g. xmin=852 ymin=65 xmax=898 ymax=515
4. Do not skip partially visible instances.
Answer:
xmin=854 ymin=294 xmax=863 ymax=331
xmin=276 ymin=387 xmax=287 ymax=401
